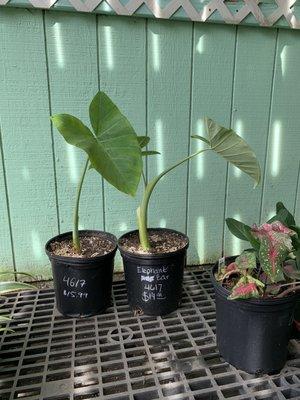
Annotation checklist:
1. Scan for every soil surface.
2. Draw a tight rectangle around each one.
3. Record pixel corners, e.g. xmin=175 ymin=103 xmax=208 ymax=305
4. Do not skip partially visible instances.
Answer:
xmin=119 ymin=229 xmax=188 ymax=255
xmin=49 ymin=234 xmax=115 ymax=258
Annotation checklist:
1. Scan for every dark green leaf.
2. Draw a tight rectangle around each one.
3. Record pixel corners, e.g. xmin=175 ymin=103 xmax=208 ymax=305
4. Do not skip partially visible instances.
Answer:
xmin=268 ymin=205 xmax=295 ymax=227
xmin=137 ymin=136 xmax=150 ymax=148
xmin=276 ymin=202 xmax=289 ymax=215
xmin=293 ymin=247 xmax=300 ymax=270
xmin=226 ymin=218 xmax=251 ymax=241
xmin=205 ymin=117 xmax=261 ymax=186
xmin=291 ymin=225 xmax=300 ymax=238
xmin=292 ymin=235 xmax=300 ymax=250
xmin=226 ymin=218 xmax=260 ymax=252
xmin=191 ymin=135 xmax=210 ymax=145
xmin=142 ymin=150 xmax=161 ymax=156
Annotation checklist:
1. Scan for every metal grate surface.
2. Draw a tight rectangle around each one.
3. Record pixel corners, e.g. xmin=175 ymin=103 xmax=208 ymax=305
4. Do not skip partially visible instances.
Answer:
xmin=0 ymin=270 xmax=300 ymax=400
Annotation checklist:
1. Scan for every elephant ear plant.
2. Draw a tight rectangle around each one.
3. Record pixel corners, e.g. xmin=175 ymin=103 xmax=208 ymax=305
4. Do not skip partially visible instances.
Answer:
xmin=46 ymin=91 xmax=142 ymax=318
xmin=118 ymin=117 xmax=261 ymax=316
xmin=211 ymin=202 xmax=300 ymax=374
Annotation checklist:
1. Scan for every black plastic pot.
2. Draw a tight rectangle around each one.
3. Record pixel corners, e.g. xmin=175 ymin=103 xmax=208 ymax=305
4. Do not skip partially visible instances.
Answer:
xmin=211 ymin=259 xmax=299 ymax=374
xmin=45 ymin=230 xmax=117 ymax=318
xmin=118 ymin=229 xmax=189 ymax=316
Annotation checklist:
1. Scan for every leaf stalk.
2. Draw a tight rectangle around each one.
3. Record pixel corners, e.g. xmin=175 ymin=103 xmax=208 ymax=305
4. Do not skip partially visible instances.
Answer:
xmin=73 ymin=158 xmax=89 ymax=252
xmin=137 ymin=149 xmax=209 ymax=250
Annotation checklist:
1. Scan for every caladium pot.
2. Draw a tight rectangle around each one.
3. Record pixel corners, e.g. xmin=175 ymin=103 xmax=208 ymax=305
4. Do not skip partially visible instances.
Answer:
xmin=46 ymin=91 xmax=142 ymax=317
xmin=211 ymin=202 xmax=300 ymax=373
xmin=118 ymin=118 xmax=261 ymax=316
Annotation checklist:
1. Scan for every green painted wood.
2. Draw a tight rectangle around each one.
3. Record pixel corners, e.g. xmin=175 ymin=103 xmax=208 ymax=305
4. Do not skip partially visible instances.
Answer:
xmin=0 ymin=9 xmax=57 ymax=279
xmin=0 ymin=10 xmax=300 ymax=275
xmin=0 ymin=131 xmax=14 ymax=273
xmin=45 ymin=11 xmax=104 ymax=235
xmin=224 ymin=26 xmax=277 ymax=256
xmin=187 ymin=23 xmax=237 ymax=264
xmin=295 ymin=164 xmax=300 ymax=223
xmin=261 ymin=29 xmax=300 ymax=223
xmin=97 ymin=16 xmax=146 ymax=267
xmin=147 ymin=19 xmax=192 ymax=237
xmin=2 ymin=1 xmax=300 ymax=30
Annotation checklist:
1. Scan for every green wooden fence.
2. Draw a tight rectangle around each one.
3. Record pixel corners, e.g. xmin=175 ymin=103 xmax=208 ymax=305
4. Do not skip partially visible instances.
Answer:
xmin=0 ymin=8 xmax=299 ymax=278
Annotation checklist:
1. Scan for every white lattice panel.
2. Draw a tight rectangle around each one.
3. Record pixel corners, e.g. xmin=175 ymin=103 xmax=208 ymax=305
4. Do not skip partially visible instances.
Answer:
xmin=0 ymin=0 xmax=299 ymax=28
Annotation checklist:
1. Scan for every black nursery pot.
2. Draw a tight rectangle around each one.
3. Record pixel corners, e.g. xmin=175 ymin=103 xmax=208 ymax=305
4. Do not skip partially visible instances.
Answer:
xmin=46 ymin=230 xmax=117 ymax=318
xmin=211 ymin=260 xmax=299 ymax=374
xmin=118 ymin=229 xmax=189 ymax=316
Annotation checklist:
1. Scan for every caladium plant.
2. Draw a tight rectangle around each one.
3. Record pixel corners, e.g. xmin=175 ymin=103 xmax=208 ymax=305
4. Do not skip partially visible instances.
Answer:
xmin=223 ymin=202 xmax=300 ymax=300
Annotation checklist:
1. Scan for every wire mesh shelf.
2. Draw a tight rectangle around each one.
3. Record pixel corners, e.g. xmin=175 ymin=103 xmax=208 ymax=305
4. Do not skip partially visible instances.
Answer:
xmin=0 ymin=269 xmax=299 ymax=400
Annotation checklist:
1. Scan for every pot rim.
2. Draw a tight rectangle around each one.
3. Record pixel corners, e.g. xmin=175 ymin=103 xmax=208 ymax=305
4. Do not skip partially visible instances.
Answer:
xmin=118 ymin=228 xmax=189 ymax=259
xmin=45 ymin=230 xmax=117 ymax=263
xmin=211 ymin=257 xmax=300 ymax=305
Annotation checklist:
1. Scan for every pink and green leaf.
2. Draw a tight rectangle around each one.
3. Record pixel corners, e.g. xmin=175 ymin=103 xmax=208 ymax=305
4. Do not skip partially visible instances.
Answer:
xmin=247 ymin=275 xmax=265 ymax=288
xmin=235 ymin=251 xmax=256 ymax=270
xmin=251 ymin=222 xmax=295 ymax=283
xmin=215 ymin=262 xmax=239 ymax=281
xmin=229 ymin=277 xmax=260 ymax=300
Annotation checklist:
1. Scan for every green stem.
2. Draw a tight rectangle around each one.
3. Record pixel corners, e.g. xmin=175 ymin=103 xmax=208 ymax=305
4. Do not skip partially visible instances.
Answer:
xmin=142 ymin=170 xmax=147 ymax=187
xmin=73 ymin=158 xmax=89 ymax=252
xmin=137 ymin=148 xmax=209 ymax=250
xmin=277 ymin=281 xmax=300 ymax=288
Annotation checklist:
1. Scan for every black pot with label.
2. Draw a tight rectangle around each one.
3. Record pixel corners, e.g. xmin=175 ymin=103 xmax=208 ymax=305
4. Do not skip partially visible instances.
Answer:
xmin=211 ymin=259 xmax=299 ymax=374
xmin=118 ymin=228 xmax=189 ymax=316
xmin=46 ymin=230 xmax=117 ymax=318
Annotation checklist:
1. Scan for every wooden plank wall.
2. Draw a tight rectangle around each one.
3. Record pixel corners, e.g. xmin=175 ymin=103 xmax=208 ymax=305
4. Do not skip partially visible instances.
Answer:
xmin=0 ymin=8 xmax=299 ymax=277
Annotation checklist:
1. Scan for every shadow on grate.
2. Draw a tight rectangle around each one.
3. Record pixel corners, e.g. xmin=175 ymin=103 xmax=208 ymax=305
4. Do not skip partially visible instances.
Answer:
xmin=0 ymin=270 xmax=299 ymax=400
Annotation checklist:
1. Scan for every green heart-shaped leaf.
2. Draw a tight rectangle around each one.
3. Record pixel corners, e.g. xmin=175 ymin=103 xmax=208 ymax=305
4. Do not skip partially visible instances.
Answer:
xmin=52 ymin=92 xmax=142 ymax=197
xmin=205 ymin=117 xmax=261 ymax=187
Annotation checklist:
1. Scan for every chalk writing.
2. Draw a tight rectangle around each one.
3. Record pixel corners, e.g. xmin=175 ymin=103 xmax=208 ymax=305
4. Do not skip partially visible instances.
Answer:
xmin=141 ymin=275 xmax=155 ymax=282
xmin=137 ymin=266 xmax=168 ymax=275
xmin=63 ymin=289 xmax=88 ymax=299
xmin=63 ymin=276 xmax=86 ymax=288
xmin=137 ymin=266 xmax=169 ymax=302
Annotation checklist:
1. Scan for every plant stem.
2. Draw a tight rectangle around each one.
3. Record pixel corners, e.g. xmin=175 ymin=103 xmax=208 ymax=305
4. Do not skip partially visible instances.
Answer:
xmin=276 ymin=285 xmax=300 ymax=298
xmin=277 ymin=281 xmax=300 ymax=288
xmin=137 ymin=148 xmax=209 ymax=250
xmin=142 ymin=170 xmax=147 ymax=187
xmin=73 ymin=158 xmax=89 ymax=252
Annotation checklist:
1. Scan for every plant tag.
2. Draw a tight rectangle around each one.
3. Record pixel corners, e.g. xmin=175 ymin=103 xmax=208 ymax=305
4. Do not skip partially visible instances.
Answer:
xmin=218 ymin=256 xmax=225 ymax=271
